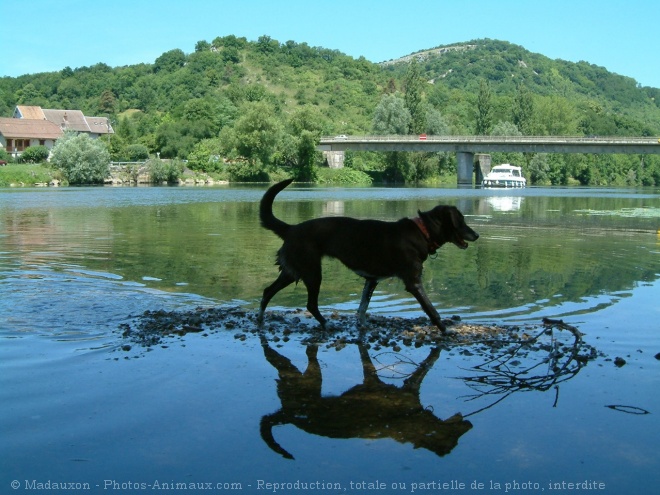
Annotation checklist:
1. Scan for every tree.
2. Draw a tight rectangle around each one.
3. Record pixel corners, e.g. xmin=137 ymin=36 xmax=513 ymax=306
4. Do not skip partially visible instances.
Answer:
xmin=256 ymin=35 xmax=279 ymax=54
xmin=98 ymin=89 xmax=116 ymax=115
xmin=403 ymin=59 xmax=426 ymax=134
xmin=426 ymin=107 xmax=450 ymax=135
xmin=534 ymin=95 xmax=577 ymax=135
xmin=279 ymin=108 xmax=325 ymax=181
xmin=372 ymin=93 xmax=412 ymax=181
xmin=475 ymin=79 xmax=493 ymax=135
xmin=528 ymin=153 xmax=551 ymax=184
xmin=372 ymin=94 xmax=411 ymax=135
xmin=195 ymin=40 xmax=211 ymax=52
xmin=219 ymin=101 xmax=282 ymax=179
xmin=153 ymin=49 xmax=186 ymax=74
xmin=491 ymin=121 xmax=521 ymax=137
xmin=490 ymin=121 xmax=525 ymax=167
xmin=512 ymin=83 xmax=534 ymax=135
xmin=123 ymin=144 xmax=150 ymax=161
xmin=16 ymin=83 xmax=45 ymax=105
xmin=275 ymin=130 xmax=319 ymax=182
xmin=188 ymin=138 xmax=224 ymax=172
xmin=385 ymin=78 xmax=397 ymax=94
xmin=50 ymin=132 xmax=110 ymax=184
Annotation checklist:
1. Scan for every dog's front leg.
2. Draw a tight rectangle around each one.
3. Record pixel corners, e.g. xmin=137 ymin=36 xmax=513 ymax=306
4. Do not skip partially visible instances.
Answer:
xmin=405 ymin=280 xmax=447 ymax=333
xmin=301 ymin=271 xmax=328 ymax=330
xmin=357 ymin=278 xmax=379 ymax=326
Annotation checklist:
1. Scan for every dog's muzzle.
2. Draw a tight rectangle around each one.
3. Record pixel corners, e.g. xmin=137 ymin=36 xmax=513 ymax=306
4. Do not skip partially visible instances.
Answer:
xmin=455 ymin=230 xmax=479 ymax=249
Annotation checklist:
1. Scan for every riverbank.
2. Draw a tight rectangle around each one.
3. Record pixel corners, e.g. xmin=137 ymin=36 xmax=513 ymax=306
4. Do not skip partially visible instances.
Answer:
xmin=0 ymin=163 xmax=62 ymax=187
xmin=0 ymin=162 xmax=226 ymax=188
xmin=0 ymin=162 xmax=457 ymax=187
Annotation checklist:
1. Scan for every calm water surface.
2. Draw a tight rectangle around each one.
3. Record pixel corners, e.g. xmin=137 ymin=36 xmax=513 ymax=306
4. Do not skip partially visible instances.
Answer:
xmin=1 ymin=184 xmax=659 ymax=494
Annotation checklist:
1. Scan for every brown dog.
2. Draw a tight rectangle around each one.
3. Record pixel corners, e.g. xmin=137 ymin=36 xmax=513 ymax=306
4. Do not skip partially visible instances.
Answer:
xmin=258 ymin=178 xmax=479 ymax=332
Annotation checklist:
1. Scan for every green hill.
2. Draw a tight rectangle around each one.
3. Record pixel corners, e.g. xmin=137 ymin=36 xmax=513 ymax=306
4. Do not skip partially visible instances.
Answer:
xmin=1 ymin=36 xmax=659 ymax=185
xmin=382 ymin=39 xmax=660 ymax=136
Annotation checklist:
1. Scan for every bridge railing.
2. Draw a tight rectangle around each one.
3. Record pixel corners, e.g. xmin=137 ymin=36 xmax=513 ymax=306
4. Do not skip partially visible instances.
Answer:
xmin=320 ymin=135 xmax=659 ymax=145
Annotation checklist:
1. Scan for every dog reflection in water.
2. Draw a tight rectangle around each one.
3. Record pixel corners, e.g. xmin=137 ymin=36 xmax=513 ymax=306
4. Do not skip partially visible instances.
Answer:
xmin=260 ymin=338 xmax=472 ymax=459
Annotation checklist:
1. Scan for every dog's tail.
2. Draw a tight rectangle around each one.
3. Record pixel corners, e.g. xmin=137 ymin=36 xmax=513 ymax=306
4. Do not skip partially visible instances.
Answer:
xmin=260 ymin=178 xmax=294 ymax=239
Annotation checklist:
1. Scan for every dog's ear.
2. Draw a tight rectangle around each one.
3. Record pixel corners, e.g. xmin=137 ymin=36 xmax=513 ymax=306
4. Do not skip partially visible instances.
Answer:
xmin=448 ymin=207 xmax=464 ymax=229
xmin=418 ymin=209 xmax=438 ymax=228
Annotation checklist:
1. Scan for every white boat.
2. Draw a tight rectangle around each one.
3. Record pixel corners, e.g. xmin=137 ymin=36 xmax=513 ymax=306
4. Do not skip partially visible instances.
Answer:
xmin=482 ymin=164 xmax=526 ymax=188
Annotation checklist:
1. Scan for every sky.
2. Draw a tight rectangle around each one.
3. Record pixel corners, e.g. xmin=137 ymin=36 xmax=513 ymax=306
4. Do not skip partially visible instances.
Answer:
xmin=2 ymin=0 xmax=659 ymax=88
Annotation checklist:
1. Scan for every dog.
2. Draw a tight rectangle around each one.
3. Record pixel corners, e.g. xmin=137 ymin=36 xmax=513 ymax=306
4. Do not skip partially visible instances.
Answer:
xmin=258 ymin=178 xmax=479 ymax=332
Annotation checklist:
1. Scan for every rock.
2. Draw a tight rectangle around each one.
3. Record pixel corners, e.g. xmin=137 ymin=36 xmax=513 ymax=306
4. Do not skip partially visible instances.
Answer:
xmin=614 ymin=357 xmax=626 ymax=367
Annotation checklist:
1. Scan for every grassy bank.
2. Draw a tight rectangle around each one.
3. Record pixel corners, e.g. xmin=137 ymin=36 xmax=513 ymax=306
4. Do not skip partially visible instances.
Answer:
xmin=0 ymin=164 xmax=62 ymax=187
xmin=0 ymin=163 xmax=459 ymax=187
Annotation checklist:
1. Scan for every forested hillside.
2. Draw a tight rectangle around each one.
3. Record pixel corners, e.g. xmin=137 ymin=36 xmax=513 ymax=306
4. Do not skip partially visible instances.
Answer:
xmin=1 ymin=36 xmax=659 ymax=185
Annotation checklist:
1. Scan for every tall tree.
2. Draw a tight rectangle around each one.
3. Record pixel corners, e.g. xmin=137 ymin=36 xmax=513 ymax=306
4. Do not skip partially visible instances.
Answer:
xmin=512 ymin=83 xmax=534 ymax=135
xmin=475 ymin=79 xmax=493 ymax=135
xmin=98 ymin=89 xmax=117 ymax=115
xmin=403 ymin=59 xmax=426 ymax=134
xmin=372 ymin=93 xmax=411 ymax=183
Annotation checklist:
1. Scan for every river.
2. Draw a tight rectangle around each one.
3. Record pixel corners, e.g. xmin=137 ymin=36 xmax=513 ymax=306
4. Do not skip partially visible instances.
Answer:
xmin=1 ymin=184 xmax=659 ymax=493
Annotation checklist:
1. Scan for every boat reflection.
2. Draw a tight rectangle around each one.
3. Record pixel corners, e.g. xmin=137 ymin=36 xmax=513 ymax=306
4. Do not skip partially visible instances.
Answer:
xmin=485 ymin=195 xmax=524 ymax=212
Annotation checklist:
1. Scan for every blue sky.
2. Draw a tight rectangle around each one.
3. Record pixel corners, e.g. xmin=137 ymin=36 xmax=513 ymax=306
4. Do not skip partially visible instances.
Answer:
xmin=2 ymin=0 xmax=659 ymax=88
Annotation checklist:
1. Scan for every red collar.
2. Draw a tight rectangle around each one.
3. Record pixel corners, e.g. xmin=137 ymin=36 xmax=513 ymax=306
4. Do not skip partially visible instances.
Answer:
xmin=412 ymin=217 xmax=440 ymax=253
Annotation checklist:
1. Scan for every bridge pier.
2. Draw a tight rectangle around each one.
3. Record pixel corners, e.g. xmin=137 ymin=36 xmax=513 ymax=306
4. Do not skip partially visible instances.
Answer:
xmin=456 ymin=152 xmax=474 ymax=185
xmin=475 ymin=154 xmax=492 ymax=184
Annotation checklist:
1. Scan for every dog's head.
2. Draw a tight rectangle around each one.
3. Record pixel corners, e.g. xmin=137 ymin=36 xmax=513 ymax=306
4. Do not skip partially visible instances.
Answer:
xmin=418 ymin=206 xmax=479 ymax=250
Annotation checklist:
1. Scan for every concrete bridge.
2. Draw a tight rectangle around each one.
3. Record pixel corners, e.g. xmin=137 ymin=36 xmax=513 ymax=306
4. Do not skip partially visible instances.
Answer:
xmin=318 ymin=135 xmax=660 ymax=184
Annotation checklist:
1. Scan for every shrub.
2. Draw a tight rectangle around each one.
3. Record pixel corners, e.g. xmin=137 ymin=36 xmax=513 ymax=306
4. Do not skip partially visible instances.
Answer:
xmin=19 ymin=145 xmax=50 ymax=164
xmin=146 ymin=158 xmax=184 ymax=183
xmin=225 ymin=160 xmax=269 ymax=182
xmin=50 ymin=132 xmax=110 ymax=184
xmin=316 ymin=167 xmax=373 ymax=185
xmin=0 ymin=148 xmax=12 ymax=163
xmin=123 ymin=144 xmax=150 ymax=161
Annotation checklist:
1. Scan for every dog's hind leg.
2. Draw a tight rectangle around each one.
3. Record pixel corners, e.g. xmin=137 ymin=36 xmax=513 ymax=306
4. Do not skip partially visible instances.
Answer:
xmin=259 ymin=271 xmax=296 ymax=323
xmin=357 ymin=278 xmax=379 ymax=327
xmin=404 ymin=280 xmax=447 ymax=333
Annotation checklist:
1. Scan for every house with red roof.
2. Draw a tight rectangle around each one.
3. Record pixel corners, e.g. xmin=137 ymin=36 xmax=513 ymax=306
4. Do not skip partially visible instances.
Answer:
xmin=0 ymin=105 xmax=114 ymax=158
